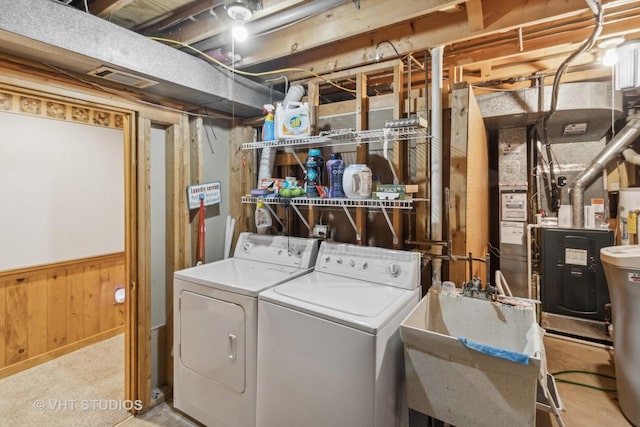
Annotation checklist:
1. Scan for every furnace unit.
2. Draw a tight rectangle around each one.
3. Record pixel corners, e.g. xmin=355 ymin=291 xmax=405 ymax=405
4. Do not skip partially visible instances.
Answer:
xmin=541 ymin=228 xmax=613 ymax=323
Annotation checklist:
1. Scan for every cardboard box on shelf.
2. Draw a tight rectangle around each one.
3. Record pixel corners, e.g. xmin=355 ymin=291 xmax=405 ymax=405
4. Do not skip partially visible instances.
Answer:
xmin=374 ymin=184 xmax=419 ymax=200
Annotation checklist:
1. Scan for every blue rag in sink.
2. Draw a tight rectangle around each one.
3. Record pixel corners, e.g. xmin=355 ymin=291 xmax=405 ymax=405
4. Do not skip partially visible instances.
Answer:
xmin=458 ymin=337 xmax=529 ymax=365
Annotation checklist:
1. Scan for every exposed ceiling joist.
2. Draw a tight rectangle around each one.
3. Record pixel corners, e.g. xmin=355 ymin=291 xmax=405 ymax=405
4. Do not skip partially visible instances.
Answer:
xmin=237 ymin=0 xmax=639 ymax=87
xmin=137 ymin=0 xmax=222 ymax=34
xmin=465 ymin=0 xmax=485 ymax=32
xmin=92 ymin=0 xmax=135 ymax=18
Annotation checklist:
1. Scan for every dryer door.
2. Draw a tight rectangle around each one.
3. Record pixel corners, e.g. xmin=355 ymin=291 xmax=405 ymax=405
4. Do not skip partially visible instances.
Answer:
xmin=179 ymin=290 xmax=246 ymax=393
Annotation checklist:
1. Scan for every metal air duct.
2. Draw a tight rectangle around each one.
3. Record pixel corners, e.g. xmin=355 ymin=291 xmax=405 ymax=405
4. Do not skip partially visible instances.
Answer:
xmin=570 ymin=116 xmax=640 ymax=227
xmin=0 ymin=0 xmax=277 ymax=117
xmin=193 ymin=0 xmax=350 ymax=54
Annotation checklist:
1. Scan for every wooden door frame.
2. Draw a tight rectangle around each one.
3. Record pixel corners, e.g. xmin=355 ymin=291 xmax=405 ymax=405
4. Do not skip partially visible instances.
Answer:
xmin=129 ymin=114 xmax=190 ymax=413
xmin=0 ymin=58 xmax=192 ymax=415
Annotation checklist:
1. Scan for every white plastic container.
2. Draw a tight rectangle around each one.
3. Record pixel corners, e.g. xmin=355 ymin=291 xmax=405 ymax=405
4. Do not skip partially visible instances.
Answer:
xmin=400 ymin=291 xmax=543 ymax=427
xmin=342 ymin=164 xmax=372 ymax=199
xmin=255 ymin=200 xmax=272 ymax=234
xmin=618 ymin=188 xmax=640 ymax=244
xmin=600 ymin=245 xmax=640 ymax=426
xmin=275 ymin=101 xmax=310 ymax=139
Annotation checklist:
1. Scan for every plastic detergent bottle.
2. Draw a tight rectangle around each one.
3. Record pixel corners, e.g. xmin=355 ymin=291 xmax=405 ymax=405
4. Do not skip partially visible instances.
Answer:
xmin=254 ymin=200 xmax=271 ymax=234
xmin=326 ymin=152 xmax=345 ymax=198
xmin=276 ymin=101 xmax=311 ymax=139
xmin=343 ymin=164 xmax=372 ymax=199
xmin=262 ymin=104 xmax=275 ymax=141
xmin=305 ymin=148 xmax=324 ymax=198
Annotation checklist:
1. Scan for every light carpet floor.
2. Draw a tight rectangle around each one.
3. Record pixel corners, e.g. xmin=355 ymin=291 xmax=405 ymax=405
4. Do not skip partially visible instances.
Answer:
xmin=0 ymin=334 xmax=128 ymax=427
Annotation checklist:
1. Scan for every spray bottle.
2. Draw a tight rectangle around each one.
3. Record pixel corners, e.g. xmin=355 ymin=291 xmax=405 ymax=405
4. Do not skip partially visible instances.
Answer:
xmin=262 ymin=104 xmax=275 ymax=141
xmin=255 ymin=200 xmax=272 ymax=234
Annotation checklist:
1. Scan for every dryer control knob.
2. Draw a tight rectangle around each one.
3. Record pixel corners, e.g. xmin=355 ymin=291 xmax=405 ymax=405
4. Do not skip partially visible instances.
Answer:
xmin=242 ymin=242 xmax=253 ymax=253
xmin=362 ymin=262 xmax=368 ymax=270
xmin=349 ymin=259 xmax=355 ymax=267
xmin=336 ymin=258 xmax=343 ymax=264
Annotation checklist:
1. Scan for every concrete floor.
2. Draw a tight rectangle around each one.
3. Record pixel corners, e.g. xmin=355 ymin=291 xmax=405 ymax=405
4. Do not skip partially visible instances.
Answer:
xmin=119 ymin=334 xmax=633 ymax=427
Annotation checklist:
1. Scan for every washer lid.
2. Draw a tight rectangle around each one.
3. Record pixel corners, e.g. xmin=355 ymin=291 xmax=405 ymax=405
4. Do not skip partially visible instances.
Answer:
xmin=601 ymin=245 xmax=640 ymax=269
xmin=174 ymin=258 xmax=311 ymax=297
xmin=262 ymin=272 xmax=418 ymax=333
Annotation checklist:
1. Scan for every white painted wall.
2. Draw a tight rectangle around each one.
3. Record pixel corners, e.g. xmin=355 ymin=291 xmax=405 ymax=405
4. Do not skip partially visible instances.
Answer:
xmin=0 ymin=112 xmax=124 ymax=271
xmin=201 ymin=119 xmax=231 ymax=262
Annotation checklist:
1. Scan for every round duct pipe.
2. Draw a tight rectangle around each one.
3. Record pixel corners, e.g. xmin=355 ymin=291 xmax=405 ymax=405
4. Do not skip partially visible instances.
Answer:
xmin=257 ymin=85 xmax=305 ymax=186
xmin=570 ymin=115 xmax=640 ymax=227
xmin=193 ymin=0 xmax=350 ymax=53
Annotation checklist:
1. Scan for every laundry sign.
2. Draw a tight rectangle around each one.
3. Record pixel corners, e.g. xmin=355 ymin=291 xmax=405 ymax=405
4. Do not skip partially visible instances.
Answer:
xmin=187 ymin=181 xmax=221 ymax=210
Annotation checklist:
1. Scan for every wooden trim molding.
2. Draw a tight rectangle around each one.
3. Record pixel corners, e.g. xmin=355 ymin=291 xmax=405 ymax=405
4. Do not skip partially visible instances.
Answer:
xmin=0 ymin=86 xmax=124 ymax=129
xmin=0 ymin=252 xmax=125 ymax=278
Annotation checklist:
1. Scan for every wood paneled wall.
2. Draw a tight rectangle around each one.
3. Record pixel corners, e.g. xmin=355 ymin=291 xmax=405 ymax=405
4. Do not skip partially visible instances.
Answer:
xmin=0 ymin=253 xmax=126 ymax=378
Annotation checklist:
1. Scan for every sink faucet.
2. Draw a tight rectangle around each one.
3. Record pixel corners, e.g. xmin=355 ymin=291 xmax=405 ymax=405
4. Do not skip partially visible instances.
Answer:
xmin=461 ymin=252 xmax=497 ymax=300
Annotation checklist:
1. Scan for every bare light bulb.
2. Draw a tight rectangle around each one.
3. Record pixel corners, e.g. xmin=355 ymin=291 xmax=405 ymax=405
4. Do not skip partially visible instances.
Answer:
xmin=602 ymin=48 xmax=618 ymax=66
xmin=232 ymin=24 xmax=248 ymax=42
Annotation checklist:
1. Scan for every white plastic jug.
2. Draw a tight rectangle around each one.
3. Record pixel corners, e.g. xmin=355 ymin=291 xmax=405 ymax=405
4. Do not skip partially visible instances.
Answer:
xmin=275 ymin=101 xmax=311 ymax=139
xmin=343 ymin=164 xmax=372 ymax=199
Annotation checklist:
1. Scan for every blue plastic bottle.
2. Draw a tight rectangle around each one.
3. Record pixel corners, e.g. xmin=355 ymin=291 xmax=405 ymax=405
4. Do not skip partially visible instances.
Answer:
xmin=326 ymin=153 xmax=345 ymax=198
xmin=305 ymin=148 xmax=324 ymax=198
xmin=262 ymin=104 xmax=275 ymax=141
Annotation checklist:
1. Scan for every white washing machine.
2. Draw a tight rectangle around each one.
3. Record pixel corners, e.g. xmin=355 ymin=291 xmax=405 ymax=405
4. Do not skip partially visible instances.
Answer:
xmin=256 ymin=242 xmax=421 ymax=427
xmin=173 ymin=232 xmax=319 ymax=427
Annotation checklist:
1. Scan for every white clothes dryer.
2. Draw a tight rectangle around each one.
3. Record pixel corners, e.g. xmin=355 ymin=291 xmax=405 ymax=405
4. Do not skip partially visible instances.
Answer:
xmin=173 ymin=232 xmax=319 ymax=427
xmin=256 ymin=242 xmax=421 ymax=427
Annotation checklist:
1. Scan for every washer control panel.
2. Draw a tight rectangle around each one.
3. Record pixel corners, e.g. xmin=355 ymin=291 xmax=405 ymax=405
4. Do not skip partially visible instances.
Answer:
xmin=315 ymin=242 xmax=420 ymax=290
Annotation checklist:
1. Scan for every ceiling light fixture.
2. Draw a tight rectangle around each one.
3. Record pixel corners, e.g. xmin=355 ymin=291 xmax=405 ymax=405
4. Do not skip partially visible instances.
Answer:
xmin=597 ymin=36 xmax=625 ymax=67
xmin=225 ymin=0 xmax=254 ymax=22
xmin=232 ymin=23 xmax=248 ymax=42
xmin=602 ymin=49 xmax=619 ymax=67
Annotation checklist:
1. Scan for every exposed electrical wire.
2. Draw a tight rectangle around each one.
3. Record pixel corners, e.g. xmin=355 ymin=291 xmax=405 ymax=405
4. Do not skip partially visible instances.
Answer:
xmin=487 ymin=241 xmax=501 ymax=257
xmin=540 ymin=0 xmax=603 ymax=212
xmin=375 ymin=40 xmax=401 ymax=60
xmin=148 ymin=36 xmax=357 ymax=94
xmin=551 ymin=370 xmax=617 ymax=393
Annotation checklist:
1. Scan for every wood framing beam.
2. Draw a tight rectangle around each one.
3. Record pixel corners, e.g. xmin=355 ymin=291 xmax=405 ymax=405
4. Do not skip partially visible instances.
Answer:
xmin=138 ymin=0 xmax=222 ymax=34
xmin=135 ymin=116 xmax=152 ymax=409
xmin=239 ymin=0 xmax=465 ymax=66
xmin=92 ymin=0 xmax=136 ymax=18
xmin=355 ymin=72 xmax=368 ymax=245
xmin=165 ymin=115 xmax=191 ymax=393
xmin=465 ymin=0 xmax=484 ymax=32
xmin=392 ymin=61 xmax=405 ymax=250
xmin=123 ymin=111 xmax=135 ymax=410
xmin=240 ymin=0 xmax=609 ymax=79
xmin=189 ymin=117 xmax=204 ymax=265
xmin=229 ymin=125 xmax=256 ymax=238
